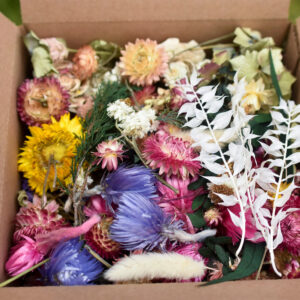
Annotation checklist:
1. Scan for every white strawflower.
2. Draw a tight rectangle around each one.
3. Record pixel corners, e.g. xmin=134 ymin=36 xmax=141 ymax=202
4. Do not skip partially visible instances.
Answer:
xmin=164 ymin=61 xmax=189 ymax=87
xmin=107 ymin=99 xmax=135 ymax=122
xmin=120 ymin=108 xmax=159 ymax=139
xmin=103 ymin=65 xmax=121 ymax=82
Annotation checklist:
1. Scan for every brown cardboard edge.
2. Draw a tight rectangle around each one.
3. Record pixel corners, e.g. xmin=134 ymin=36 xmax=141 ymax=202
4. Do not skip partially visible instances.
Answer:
xmin=0 ymin=13 xmax=26 ymax=281
xmin=1 ymin=280 xmax=300 ymax=300
xmin=21 ymin=0 xmax=290 ymax=23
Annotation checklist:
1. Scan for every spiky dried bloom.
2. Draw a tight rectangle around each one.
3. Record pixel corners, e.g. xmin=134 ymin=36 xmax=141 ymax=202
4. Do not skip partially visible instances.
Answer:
xmin=119 ymin=39 xmax=168 ymax=86
xmin=18 ymin=114 xmax=82 ymax=195
xmin=72 ymin=45 xmax=98 ymax=81
xmin=93 ymin=140 xmax=125 ymax=171
xmin=204 ymin=208 xmax=222 ymax=226
xmin=41 ymin=238 xmax=104 ymax=285
xmin=280 ymin=211 xmax=300 ymax=256
xmin=17 ymin=77 xmax=69 ymax=126
xmin=102 ymin=165 xmax=157 ymax=211
xmin=157 ymin=176 xmax=205 ymax=233
xmin=110 ymin=193 xmax=183 ymax=251
xmin=5 ymin=236 xmax=44 ymax=276
xmin=85 ymin=217 xmax=121 ymax=259
xmin=14 ymin=196 xmax=65 ymax=242
xmin=143 ymin=131 xmax=201 ymax=178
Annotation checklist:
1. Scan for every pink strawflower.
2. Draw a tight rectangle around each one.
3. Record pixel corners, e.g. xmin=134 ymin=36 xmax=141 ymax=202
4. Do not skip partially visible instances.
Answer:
xmin=220 ymin=204 xmax=262 ymax=244
xmin=157 ymin=176 xmax=205 ymax=233
xmin=5 ymin=236 xmax=44 ymax=276
xmin=14 ymin=195 xmax=66 ymax=242
xmin=281 ymin=211 xmax=300 ymax=256
xmin=83 ymin=195 xmax=112 ymax=217
xmin=72 ymin=45 xmax=98 ymax=81
xmin=282 ymin=259 xmax=300 ymax=279
xmin=119 ymin=39 xmax=168 ymax=86
xmin=175 ymin=243 xmax=207 ymax=282
xmin=133 ymin=85 xmax=156 ymax=105
xmin=143 ymin=130 xmax=201 ymax=178
xmin=93 ymin=140 xmax=125 ymax=171
xmin=17 ymin=77 xmax=69 ymax=126
xmin=41 ymin=38 xmax=68 ymax=64
xmin=204 ymin=208 xmax=222 ymax=227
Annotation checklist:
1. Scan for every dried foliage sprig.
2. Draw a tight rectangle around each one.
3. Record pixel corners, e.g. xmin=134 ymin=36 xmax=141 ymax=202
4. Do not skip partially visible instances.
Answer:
xmin=177 ymin=72 xmax=257 ymax=258
xmin=250 ymin=99 xmax=300 ymax=276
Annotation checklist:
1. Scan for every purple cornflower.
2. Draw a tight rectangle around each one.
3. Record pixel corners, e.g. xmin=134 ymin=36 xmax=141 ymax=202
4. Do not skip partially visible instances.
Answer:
xmin=102 ymin=165 xmax=157 ymax=211
xmin=109 ymin=193 xmax=183 ymax=251
xmin=41 ymin=238 xmax=103 ymax=285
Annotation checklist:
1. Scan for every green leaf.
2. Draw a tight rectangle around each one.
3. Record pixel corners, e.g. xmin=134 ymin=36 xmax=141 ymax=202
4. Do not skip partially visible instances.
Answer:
xmin=198 ymin=247 xmax=216 ymax=259
xmin=187 ymin=210 xmax=206 ymax=228
xmin=269 ymin=49 xmax=282 ymax=100
xmin=23 ymin=31 xmax=41 ymax=54
xmin=289 ymin=0 xmax=300 ymax=23
xmin=192 ymin=194 xmax=206 ymax=210
xmin=204 ymin=242 xmax=266 ymax=285
xmin=214 ymin=244 xmax=230 ymax=267
xmin=31 ymin=46 xmax=58 ymax=77
xmin=206 ymin=236 xmax=233 ymax=245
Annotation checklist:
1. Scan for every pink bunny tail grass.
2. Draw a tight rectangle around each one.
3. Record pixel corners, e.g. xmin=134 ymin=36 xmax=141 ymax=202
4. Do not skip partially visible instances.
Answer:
xmin=36 ymin=214 xmax=101 ymax=254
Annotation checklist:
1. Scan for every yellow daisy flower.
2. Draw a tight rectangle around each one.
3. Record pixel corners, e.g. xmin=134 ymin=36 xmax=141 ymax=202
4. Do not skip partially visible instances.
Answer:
xmin=18 ymin=113 xmax=82 ymax=195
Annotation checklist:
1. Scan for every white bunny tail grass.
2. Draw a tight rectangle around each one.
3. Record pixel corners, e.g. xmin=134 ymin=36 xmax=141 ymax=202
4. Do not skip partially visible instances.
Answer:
xmin=166 ymin=228 xmax=217 ymax=243
xmin=104 ymin=252 xmax=206 ymax=282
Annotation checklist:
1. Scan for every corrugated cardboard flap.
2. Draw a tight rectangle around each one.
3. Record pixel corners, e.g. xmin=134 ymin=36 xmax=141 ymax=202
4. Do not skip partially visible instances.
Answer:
xmin=0 ymin=13 xmax=25 ymax=281
xmin=21 ymin=0 xmax=290 ymax=24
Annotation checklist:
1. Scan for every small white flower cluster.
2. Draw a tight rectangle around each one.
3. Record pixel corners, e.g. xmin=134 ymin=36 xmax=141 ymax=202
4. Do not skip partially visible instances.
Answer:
xmin=103 ymin=65 xmax=121 ymax=82
xmin=107 ymin=100 xmax=159 ymax=139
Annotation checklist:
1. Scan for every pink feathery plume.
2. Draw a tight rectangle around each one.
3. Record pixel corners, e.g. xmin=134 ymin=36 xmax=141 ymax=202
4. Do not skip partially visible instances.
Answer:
xmin=36 ymin=214 xmax=101 ymax=254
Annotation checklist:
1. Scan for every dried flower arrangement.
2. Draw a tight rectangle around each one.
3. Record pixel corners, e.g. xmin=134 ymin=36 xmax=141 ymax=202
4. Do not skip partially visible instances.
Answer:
xmin=1 ymin=27 xmax=299 ymax=287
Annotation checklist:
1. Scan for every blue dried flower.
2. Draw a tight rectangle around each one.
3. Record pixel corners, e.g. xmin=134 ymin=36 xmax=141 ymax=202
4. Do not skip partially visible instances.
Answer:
xmin=109 ymin=193 xmax=183 ymax=251
xmin=102 ymin=165 xmax=157 ymax=211
xmin=21 ymin=178 xmax=34 ymax=202
xmin=41 ymin=238 xmax=104 ymax=285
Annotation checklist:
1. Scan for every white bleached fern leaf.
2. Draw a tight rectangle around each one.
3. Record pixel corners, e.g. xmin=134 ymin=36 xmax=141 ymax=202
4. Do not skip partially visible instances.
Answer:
xmin=176 ymin=72 xmax=258 ymax=258
xmin=249 ymin=99 xmax=300 ymax=276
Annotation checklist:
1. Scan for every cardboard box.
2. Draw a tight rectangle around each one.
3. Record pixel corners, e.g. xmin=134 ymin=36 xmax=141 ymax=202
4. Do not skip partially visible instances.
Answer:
xmin=0 ymin=0 xmax=300 ymax=298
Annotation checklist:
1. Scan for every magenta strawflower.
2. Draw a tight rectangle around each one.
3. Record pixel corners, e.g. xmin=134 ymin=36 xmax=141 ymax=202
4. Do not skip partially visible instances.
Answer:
xmin=157 ymin=176 xmax=205 ymax=233
xmin=143 ymin=131 xmax=201 ymax=178
xmin=5 ymin=236 xmax=44 ymax=276
xmin=281 ymin=211 xmax=300 ymax=256
xmin=14 ymin=196 xmax=66 ymax=242
xmin=93 ymin=140 xmax=125 ymax=171
xmin=17 ymin=77 xmax=69 ymax=126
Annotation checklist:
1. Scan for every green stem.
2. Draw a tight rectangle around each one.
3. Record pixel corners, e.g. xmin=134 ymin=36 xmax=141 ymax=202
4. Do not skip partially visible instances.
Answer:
xmin=85 ymin=245 xmax=112 ymax=268
xmin=0 ymin=258 xmax=50 ymax=288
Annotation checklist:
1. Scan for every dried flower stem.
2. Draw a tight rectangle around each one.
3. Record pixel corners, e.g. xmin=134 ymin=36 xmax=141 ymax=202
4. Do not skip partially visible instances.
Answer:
xmin=85 ymin=245 xmax=112 ymax=268
xmin=255 ymin=247 xmax=268 ymax=280
xmin=0 ymin=258 xmax=50 ymax=288
xmin=170 ymin=32 xmax=235 ymax=62
xmin=42 ymin=157 xmax=53 ymax=208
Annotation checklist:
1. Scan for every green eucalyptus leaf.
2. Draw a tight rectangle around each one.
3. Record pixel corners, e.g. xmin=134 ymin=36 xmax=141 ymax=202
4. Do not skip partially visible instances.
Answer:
xmin=206 ymin=236 xmax=233 ymax=245
xmin=192 ymin=194 xmax=206 ymax=210
xmin=214 ymin=244 xmax=230 ymax=267
xmin=204 ymin=242 xmax=266 ymax=285
xmin=31 ymin=46 xmax=57 ymax=78
xmin=198 ymin=247 xmax=216 ymax=259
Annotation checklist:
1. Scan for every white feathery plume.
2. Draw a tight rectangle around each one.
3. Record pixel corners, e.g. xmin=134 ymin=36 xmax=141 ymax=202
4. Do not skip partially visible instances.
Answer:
xmin=104 ymin=253 xmax=207 ymax=282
